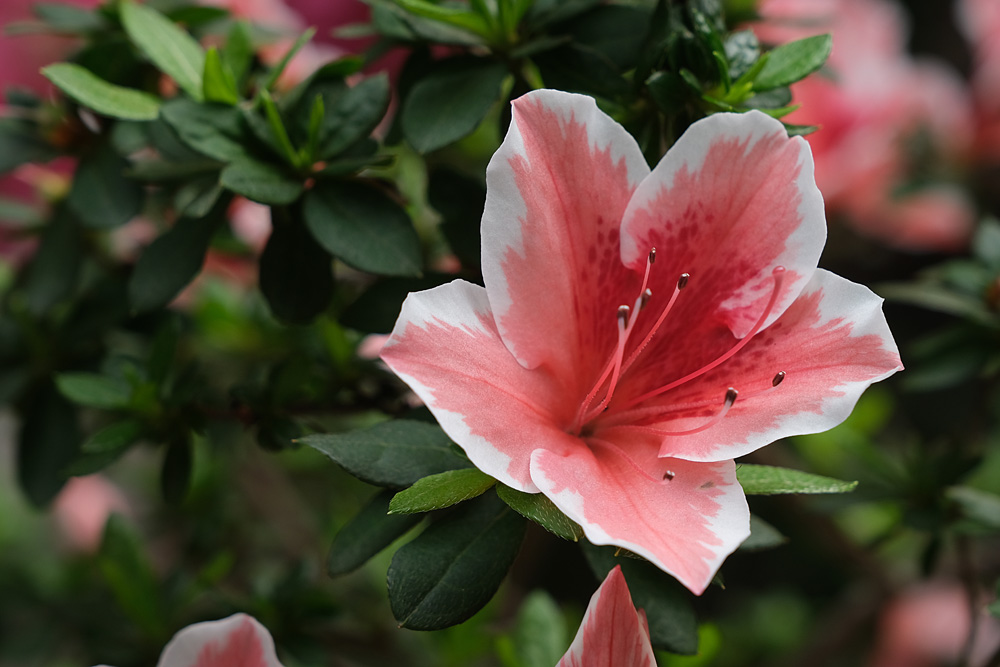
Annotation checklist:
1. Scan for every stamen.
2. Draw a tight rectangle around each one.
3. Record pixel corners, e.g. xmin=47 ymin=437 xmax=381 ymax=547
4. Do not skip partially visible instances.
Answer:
xmin=620 ymin=266 xmax=787 ymax=410
xmin=588 ymin=437 xmax=670 ymax=485
xmin=619 ymin=272 xmax=691 ymax=374
xmin=772 ymin=371 xmax=786 ymax=387
xmin=640 ymin=288 xmax=653 ymax=309
xmin=663 ymin=470 xmax=675 ymax=481
xmin=609 ymin=388 xmax=738 ymax=438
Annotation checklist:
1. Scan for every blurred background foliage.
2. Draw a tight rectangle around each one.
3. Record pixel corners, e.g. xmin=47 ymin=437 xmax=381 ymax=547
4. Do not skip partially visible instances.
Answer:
xmin=0 ymin=0 xmax=998 ymax=665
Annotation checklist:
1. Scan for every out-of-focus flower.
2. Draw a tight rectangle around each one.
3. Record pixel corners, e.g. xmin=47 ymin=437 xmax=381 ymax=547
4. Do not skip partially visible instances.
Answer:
xmin=94 ymin=613 xmax=285 ymax=667
xmin=869 ymin=583 xmax=1000 ymax=667
xmin=754 ymin=0 xmax=976 ymax=252
xmin=557 ymin=566 xmax=656 ymax=667
xmin=382 ymin=89 xmax=902 ymax=594
xmin=51 ymin=474 xmax=130 ymax=554
xmin=957 ymin=0 xmax=1000 ymax=162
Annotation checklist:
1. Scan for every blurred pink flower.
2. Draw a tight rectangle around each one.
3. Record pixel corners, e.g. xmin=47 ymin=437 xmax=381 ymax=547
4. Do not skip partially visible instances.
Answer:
xmin=557 ymin=566 xmax=656 ymax=667
xmin=52 ymin=474 xmax=130 ymax=554
xmin=94 ymin=613 xmax=285 ymax=667
xmin=957 ymin=0 xmax=1000 ymax=162
xmin=754 ymin=0 xmax=976 ymax=252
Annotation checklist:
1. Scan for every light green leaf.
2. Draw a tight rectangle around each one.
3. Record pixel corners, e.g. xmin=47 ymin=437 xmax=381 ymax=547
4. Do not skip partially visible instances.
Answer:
xmin=202 ymin=47 xmax=239 ymax=105
xmin=737 ymin=464 xmax=857 ymax=495
xmin=389 ymin=468 xmax=496 ymax=514
xmin=753 ymin=33 xmax=832 ymax=91
xmin=42 ymin=63 xmax=161 ymax=120
xmin=262 ymin=27 xmax=316 ymax=91
xmin=120 ymin=0 xmax=205 ymax=101
xmin=55 ymin=373 xmax=131 ymax=410
xmin=947 ymin=486 xmax=1000 ymax=532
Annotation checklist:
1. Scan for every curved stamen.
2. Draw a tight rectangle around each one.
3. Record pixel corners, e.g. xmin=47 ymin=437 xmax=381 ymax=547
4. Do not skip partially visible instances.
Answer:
xmin=618 ymin=266 xmax=787 ymax=411
xmin=587 ymin=437 xmax=670 ymax=485
xmin=608 ymin=388 xmax=738 ymax=438
xmin=619 ymin=272 xmax=690 ymax=376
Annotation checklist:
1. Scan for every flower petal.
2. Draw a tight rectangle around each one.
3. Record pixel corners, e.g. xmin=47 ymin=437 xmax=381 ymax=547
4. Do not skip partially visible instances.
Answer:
xmin=557 ymin=566 xmax=657 ymax=667
xmin=481 ymin=89 xmax=650 ymax=394
xmin=530 ymin=445 xmax=749 ymax=594
xmin=620 ymin=109 xmax=825 ymax=340
xmin=645 ymin=269 xmax=903 ymax=462
xmin=381 ymin=279 xmax=580 ymax=491
xmin=156 ymin=614 xmax=283 ymax=667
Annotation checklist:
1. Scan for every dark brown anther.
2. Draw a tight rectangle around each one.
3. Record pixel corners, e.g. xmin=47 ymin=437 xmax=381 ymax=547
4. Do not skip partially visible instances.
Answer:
xmin=772 ymin=371 xmax=786 ymax=387
xmin=641 ymin=288 xmax=653 ymax=309
xmin=724 ymin=387 xmax=738 ymax=405
xmin=663 ymin=470 xmax=676 ymax=481
xmin=677 ymin=273 xmax=690 ymax=290
xmin=648 ymin=248 xmax=657 ymax=264
xmin=617 ymin=305 xmax=630 ymax=322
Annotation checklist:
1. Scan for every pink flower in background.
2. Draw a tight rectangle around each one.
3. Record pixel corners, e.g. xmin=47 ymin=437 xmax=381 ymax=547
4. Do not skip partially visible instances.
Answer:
xmin=94 ymin=613 xmax=285 ymax=667
xmin=957 ymin=0 xmax=1000 ymax=162
xmin=52 ymin=474 xmax=130 ymax=554
xmin=754 ymin=0 xmax=976 ymax=252
xmin=557 ymin=566 xmax=656 ymax=667
xmin=382 ymin=90 xmax=902 ymax=594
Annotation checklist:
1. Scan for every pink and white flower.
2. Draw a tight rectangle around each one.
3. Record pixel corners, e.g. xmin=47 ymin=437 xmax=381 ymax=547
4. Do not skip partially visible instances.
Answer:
xmin=381 ymin=90 xmax=902 ymax=594
xmin=557 ymin=565 xmax=656 ymax=667
xmin=94 ymin=613 xmax=284 ymax=667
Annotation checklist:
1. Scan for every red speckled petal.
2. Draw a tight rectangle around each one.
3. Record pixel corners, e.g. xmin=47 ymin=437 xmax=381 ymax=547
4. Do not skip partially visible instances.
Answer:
xmin=531 ymin=445 xmax=749 ymax=595
xmin=618 ymin=270 xmax=902 ymax=462
xmin=557 ymin=566 xmax=657 ymax=667
xmin=481 ymin=90 xmax=650 ymax=396
xmin=381 ymin=280 xmax=581 ymax=492
xmin=156 ymin=614 xmax=283 ymax=667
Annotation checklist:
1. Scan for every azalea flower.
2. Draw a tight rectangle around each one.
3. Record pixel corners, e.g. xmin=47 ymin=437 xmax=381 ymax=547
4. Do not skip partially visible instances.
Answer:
xmin=381 ymin=89 xmax=902 ymax=594
xmin=93 ymin=613 xmax=285 ymax=667
xmin=557 ymin=565 xmax=656 ymax=667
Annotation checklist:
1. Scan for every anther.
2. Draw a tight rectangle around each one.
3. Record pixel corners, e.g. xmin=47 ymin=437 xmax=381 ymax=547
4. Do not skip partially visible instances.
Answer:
xmin=617 ymin=305 xmax=630 ymax=323
xmin=725 ymin=387 xmax=738 ymax=405
xmin=772 ymin=371 xmax=786 ymax=387
xmin=640 ymin=288 xmax=653 ymax=309
xmin=648 ymin=248 xmax=657 ymax=264
xmin=663 ymin=470 xmax=676 ymax=481
xmin=677 ymin=273 xmax=690 ymax=290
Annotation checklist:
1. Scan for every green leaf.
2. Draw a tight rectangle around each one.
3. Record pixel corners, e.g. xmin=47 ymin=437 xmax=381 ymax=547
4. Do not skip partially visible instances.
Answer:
xmin=737 ymin=464 xmax=858 ymax=495
xmin=55 ymin=373 xmax=131 ymax=409
xmin=313 ymin=74 xmax=391 ymax=159
xmin=387 ymin=492 xmax=526 ymax=630
xmin=42 ymin=63 xmax=161 ymax=120
xmin=303 ymin=180 xmax=421 ymax=276
xmin=22 ymin=210 xmax=82 ymax=315
xmin=34 ymin=2 xmax=107 ymax=32
xmin=647 ymin=71 xmax=693 ymax=115
xmin=81 ymin=419 xmax=144 ymax=454
xmin=340 ymin=273 xmax=454 ymax=333
xmin=429 ymin=167 xmax=484 ymax=269
xmin=301 ymin=420 xmax=472 ymax=488
xmin=724 ymin=29 xmax=760 ymax=82
xmin=505 ymin=591 xmax=567 ymax=667
xmin=393 ymin=0 xmax=492 ymax=37
xmin=222 ymin=20 xmax=254 ymax=85
xmin=202 ymin=47 xmax=239 ymax=105
xmin=174 ymin=177 xmax=223 ymax=219
xmin=120 ymin=0 xmax=205 ymax=101
xmin=370 ymin=3 xmax=485 ymax=45
xmin=129 ymin=214 xmax=220 ymax=313
xmin=161 ymin=97 xmax=251 ymax=161
xmin=496 ymin=484 xmax=584 ymax=542
xmin=161 ymin=437 xmax=192 ymax=505
xmin=327 ymin=489 xmax=423 ymax=576
xmin=782 ymin=122 xmax=819 ymax=137
xmin=739 ymin=514 xmax=788 ymax=551
xmin=220 ymin=157 xmax=303 ymax=205
xmin=389 ymin=468 xmax=496 ymax=514
xmin=262 ymin=27 xmax=316 ymax=91
xmin=583 ymin=543 xmax=698 ymax=654
xmin=67 ymin=144 xmax=143 ymax=229
xmin=258 ymin=209 xmax=333 ymax=324
xmin=947 ymin=486 xmax=1000 ymax=532
xmin=17 ymin=386 xmax=81 ymax=507
xmin=0 ymin=119 xmax=58 ymax=174
xmin=753 ymin=34 xmax=832 ymax=91
xmin=533 ymin=43 xmax=628 ymax=100
xmin=99 ymin=515 xmax=165 ymax=637
xmin=402 ymin=57 xmax=507 ymax=153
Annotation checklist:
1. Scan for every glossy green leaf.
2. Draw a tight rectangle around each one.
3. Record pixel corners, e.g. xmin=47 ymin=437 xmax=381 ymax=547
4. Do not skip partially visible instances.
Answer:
xmin=387 ymin=493 xmax=526 ymax=630
xmin=220 ymin=157 xmax=303 ymax=205
xmin=303 ymin=180 xmax=421 ymax=276
xmin=22 ymin=210 xmax=82 ymax=315
xmin=258 ymin=90 xmax=300 ymax=166
xmin=394 ymin=0 xmax=492 ymax=37
xmin=314 ymin=74 xmax=391 ymax=159
xmin=496 ymin=484 xmax=584 ymax=542
xmin=389 ymin=468 xmax=496 ymax=514
xmin=262 ymin=27 xmax=316 ymax=91
xmin=81 ymin=419 xmax=144 ymax=454
xmin=120 ymin=0 xmax=205 ymax=100
xmin=402 ymin=57 xmax=507 ymax=153
xmin=202 ymin=47 xmax=239 ymax=105
xmin=222 ymin=20 xmax=254 ymax=84
xmin=504 ymin=591 xmax=567 ymax=667
xmin=258 ymin=211 xmax=333 ymax=324
xmin=161 ymin=97 xmax=250 ymax=161
xmin=737 ymin=464 xmax=858 ymax=495
xmin=301 ymin=420 xmax=472 ymax=488
xmin=67 ymin=144 xmax=143 ymax=229
xmin=724 ymin=30 xmax=760 ymax=81
xmin=583 ymin=543 xmax=698 ymax=654
xmin=17 ymin=386 xmax=81 ymax=507
xmin=327 ymin=489 xmax=423 ymax=576
xmin=55 ymin=373 xmax=131 ymax=409
xmin=129 ymin=214 xmax=220 ymax=313
xmin=753 ymin=33 xmax=832 ymax=91
xmin=42 ymin=63 xmax=161 ymax=120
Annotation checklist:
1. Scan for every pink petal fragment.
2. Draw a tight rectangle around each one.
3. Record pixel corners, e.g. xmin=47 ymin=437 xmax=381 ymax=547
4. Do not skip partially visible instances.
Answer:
xmin=649 ymin=269 xmax=902 ymax=462
xmin=381 ymin=280 xmax=580 ymax=491
xmin=558 ymin=566 xmax=657 ymax=667
xmin=620 ymin=110 xmax=825 ymax=340
xmin=156 ymin=613 xmax=283 ymax=667
xmin=481 ymin=90 xmax=650 ymax=394
xmin=531 ymin=446 xmax=749 ymax=595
